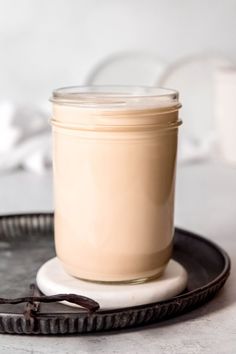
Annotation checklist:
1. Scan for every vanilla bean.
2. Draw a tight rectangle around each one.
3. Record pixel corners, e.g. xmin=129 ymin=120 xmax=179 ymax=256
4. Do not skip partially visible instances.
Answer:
xmin=23 ymin=284 xmax=41 ymax=320
xmin=0 ymin=292 xmax=99 ymax=312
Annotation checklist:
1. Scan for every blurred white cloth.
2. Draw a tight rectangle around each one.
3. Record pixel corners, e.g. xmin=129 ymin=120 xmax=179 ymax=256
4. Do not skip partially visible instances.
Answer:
xmin=0 ymin=101 xmax=51 ymax=174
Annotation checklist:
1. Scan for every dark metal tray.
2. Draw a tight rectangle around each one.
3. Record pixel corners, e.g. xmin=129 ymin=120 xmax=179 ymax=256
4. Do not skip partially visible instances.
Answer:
xmin=0 ymin=213 xmax=230 ymax=335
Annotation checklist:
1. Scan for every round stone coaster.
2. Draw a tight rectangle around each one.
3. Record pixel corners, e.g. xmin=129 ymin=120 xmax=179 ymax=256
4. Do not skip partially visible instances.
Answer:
xmin=36 ymin=258 xmax=188 ymax=310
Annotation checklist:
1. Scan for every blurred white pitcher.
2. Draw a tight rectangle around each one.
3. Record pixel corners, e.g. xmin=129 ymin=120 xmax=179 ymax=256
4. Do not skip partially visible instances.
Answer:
xmin=214 ymin=67 xmax=236 ymax=164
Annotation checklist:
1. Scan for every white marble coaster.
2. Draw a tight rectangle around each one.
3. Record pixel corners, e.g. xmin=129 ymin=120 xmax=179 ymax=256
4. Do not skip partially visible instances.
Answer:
xmin=36 ymin=258 xmax=188 ymax=310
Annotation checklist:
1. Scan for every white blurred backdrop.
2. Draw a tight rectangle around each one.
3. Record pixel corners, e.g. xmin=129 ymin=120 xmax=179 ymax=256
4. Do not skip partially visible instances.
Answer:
xmin=0 ymin=0 xmax=236 ymax=103
xmin=0 ymin=0 xmax=236 ymax=172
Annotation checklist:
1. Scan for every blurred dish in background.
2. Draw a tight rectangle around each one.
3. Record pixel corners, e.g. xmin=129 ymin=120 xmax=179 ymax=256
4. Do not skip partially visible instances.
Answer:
xmin=158 ymin=55 xmax=232 ymax=163
xmin=85 ymin=51 xmax=165 ymax=86
xmin=0 ymin=54 xmax=234 ymax=175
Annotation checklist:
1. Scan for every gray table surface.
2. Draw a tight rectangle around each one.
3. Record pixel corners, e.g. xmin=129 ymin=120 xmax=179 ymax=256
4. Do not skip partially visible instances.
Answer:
xmin=0 ymin=161 xmax=235 ymax=354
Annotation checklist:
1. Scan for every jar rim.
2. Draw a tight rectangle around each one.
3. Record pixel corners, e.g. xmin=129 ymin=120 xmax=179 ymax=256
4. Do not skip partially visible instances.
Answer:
xmin=50 ymin=85 xmax=180 ymax=110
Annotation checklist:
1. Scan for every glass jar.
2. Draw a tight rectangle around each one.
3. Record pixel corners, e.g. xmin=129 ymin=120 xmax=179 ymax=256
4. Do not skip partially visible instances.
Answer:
xmin=50 ymin=86 xmax=182 ymax=283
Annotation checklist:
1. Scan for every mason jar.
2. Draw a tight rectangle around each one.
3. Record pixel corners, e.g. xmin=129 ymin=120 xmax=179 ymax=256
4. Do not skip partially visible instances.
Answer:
xmin=50 ymin=86 xmax=182 ymax=283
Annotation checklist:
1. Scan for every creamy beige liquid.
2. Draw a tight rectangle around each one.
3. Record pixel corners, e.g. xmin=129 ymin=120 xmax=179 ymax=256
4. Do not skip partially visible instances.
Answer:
xmin=52 ymin=94 xmax=180 ymax=282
